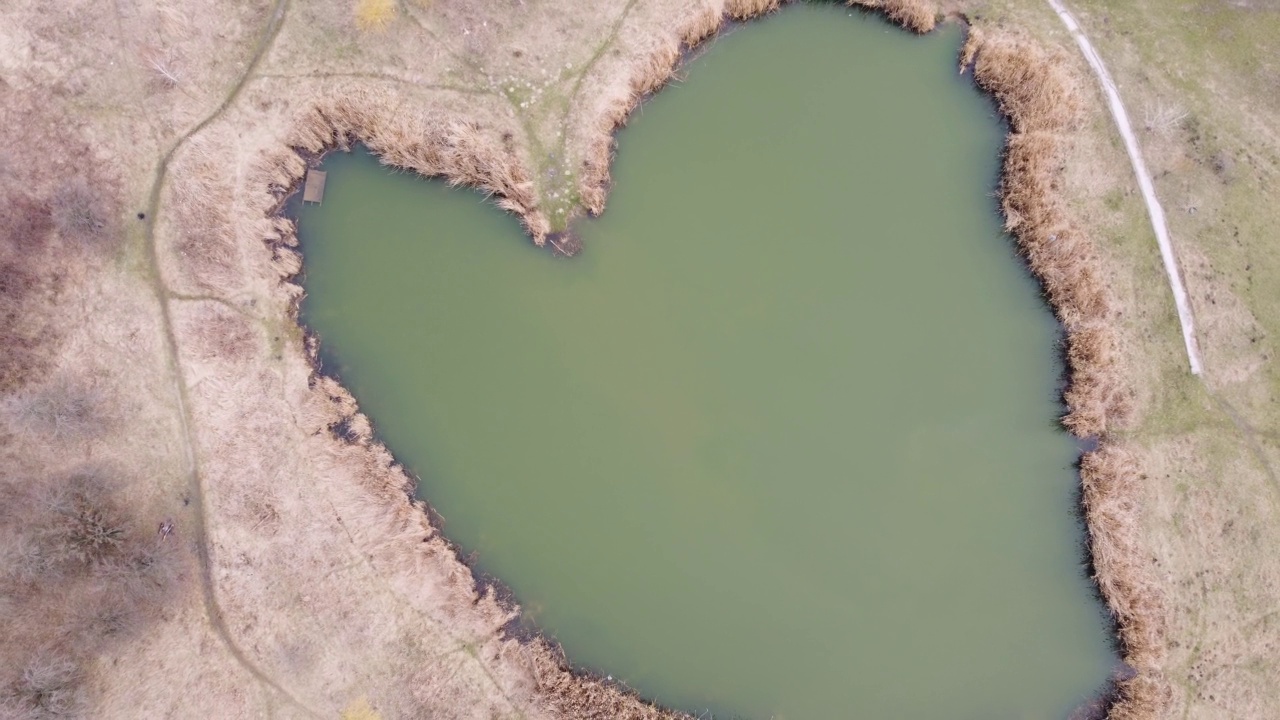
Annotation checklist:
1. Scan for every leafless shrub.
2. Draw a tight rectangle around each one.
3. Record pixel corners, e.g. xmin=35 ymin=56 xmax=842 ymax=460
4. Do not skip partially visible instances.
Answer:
xmin=50 ymin=177 xmax=109 ymax=246
xmin=62 ymin=499 xmax=125 ymax=564
xmin=1140 ymin=101 xmax=1188 ymax=138
xmin=2 ymin=535 xmax=66 ymax=586
xmin=6 ymin=375 xmax=109 ymax=441
xmin=0 ymin=194 xmax=58 ymax=392
xmin=71 ymin=592 xmax=145 ymax=642
xmin=1 ymin=193 xmax=53 ymax=254
xmin=1 ymin=656 xmax=86 ymax=719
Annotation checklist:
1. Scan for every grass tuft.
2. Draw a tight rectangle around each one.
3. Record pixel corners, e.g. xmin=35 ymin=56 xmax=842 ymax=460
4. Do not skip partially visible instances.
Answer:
xmin=354 ymin=0 xmax=396 ymax=32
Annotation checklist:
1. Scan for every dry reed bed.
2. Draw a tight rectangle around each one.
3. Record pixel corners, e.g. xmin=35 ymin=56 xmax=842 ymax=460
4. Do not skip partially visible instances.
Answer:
xmin=964 ymin=28 xmax=1166 ymax=720
xmin=255 ymin=4 xmax=1162 ymax=719
xmin=269 ymin=88 xmax=552 ymax=241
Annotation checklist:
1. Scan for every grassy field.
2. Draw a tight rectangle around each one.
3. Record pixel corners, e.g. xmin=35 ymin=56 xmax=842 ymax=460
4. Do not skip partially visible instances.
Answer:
xmin=1 ymin=0 xmax=1277 ymax=717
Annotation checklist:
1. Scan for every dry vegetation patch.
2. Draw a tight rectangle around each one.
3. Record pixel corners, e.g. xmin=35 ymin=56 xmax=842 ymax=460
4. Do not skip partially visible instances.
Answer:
xmin=968 ymin=30 xmax=1132 ymax=437
xmin=0 ymin=194 xmax=58 ymax=392
xmin=0 ymin=466 xmax=185 ymax=719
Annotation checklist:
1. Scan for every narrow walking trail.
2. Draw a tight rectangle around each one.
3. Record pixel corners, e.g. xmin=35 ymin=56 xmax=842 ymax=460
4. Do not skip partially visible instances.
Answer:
xmin=139 ymin=0 xmax=322 ymax=715
xmin=1044 ymin=0 xmax=1203 ymax=376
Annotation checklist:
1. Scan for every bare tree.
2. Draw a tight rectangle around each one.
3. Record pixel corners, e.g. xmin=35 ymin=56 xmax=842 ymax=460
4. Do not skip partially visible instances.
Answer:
xmin=1141 ymin=101 xmax=1188 ymax=138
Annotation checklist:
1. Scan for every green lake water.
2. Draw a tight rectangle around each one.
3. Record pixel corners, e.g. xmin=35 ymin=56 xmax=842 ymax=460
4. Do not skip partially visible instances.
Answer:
xmin=297 ymin=6 xmax=1114 ymax=718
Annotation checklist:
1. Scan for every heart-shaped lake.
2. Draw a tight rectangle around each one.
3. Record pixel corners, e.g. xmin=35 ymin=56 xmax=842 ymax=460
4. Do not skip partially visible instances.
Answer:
xmin=298 ymin=5 xmax=1113 ymax=718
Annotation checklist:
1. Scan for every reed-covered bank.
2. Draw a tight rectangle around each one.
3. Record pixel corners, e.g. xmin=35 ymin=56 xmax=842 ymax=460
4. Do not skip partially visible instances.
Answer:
xmin=963 ymin=28 xmax=1167 ymax=720
xmin=255 ymin=3 xmax=1160 ymax=718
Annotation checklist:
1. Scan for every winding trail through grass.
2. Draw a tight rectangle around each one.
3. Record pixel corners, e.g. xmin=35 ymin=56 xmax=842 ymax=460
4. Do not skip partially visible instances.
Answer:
xmin=135 ymin=4 xmax=542 ymax=716
xmin=138 ymin=0 xmax=321 ymax=715
xmin=1044 ymin=0 xmax=1203 ymax=376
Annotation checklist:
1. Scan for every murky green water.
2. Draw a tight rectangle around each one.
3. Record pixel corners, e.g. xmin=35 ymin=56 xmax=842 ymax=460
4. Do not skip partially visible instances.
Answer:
xmin=298 ymin=6 xmax=1113 ymax=718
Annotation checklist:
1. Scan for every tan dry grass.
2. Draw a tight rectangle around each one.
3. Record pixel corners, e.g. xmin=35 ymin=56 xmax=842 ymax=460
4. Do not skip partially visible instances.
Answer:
xmin=354 ymin=0 xmax=397 ymax=32
xmin=287 ymin=89 xmax=550 ymax=241
xmin=1081 ymin=447 xmax=1169 ymax=719
xmin=725 ymin=0 xmax=780 ymax=20
xmin=848 ymin=0 xmax=938 ymax=34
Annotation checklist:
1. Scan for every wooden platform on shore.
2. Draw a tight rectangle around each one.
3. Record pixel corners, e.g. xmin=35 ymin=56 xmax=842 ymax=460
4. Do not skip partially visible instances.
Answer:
xmin=303 ymin=169 xmax=327 ymax=204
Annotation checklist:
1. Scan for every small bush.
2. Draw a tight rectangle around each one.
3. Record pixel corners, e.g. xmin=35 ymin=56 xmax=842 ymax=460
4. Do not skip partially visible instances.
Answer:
xmin=50 ymin=177 xmax=108 ymax=246
xmin=63 ymin=500 xmax=125 ymax=563
xmin=2 ymin=657 xmax=86 ymax=719
xmin=7 ymin=376 xmax=108 ymax=441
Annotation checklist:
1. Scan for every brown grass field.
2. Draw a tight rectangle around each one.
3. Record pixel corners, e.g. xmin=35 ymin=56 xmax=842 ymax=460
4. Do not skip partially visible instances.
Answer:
xmin=1 ymin=0 xmax=1277 ymax=717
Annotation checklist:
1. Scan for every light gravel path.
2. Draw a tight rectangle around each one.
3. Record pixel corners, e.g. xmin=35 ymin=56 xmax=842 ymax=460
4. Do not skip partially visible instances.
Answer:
xmin=1045 ymin=0 xmax=1204 ymax=375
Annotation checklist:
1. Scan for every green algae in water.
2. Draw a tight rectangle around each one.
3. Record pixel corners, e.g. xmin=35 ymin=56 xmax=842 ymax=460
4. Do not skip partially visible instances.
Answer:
xmin=298 ymin=6 xmax=1114 ymax=719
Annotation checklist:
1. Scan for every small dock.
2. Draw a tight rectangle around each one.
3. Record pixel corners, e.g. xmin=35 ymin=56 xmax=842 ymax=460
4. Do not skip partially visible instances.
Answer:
xmin=302 ymin=169 xmax=327 ymax=204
